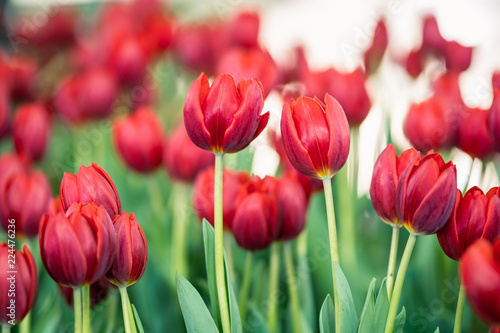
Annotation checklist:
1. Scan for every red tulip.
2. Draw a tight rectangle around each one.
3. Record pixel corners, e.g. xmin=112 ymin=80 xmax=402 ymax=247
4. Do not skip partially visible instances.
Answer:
xmin=77 ymin=68 xmax=118 ymax=119
xmin=13 ymin=103 xmax=51 ymax=162
xmin=60 ymin=162 xmax=121 ymax=218
xmin=370 ymin=145 xmax=420 ymax=226
xmin=364 ymin=19 xmax=388 ymax=75
xmin=0 ymin=171 xmax=52 ymax=238
xmin=106 ymin=212 xmax=147 ymax=286
xmin=457 ymin=107 xmax=494 ymax=159
xmin=6 ymin=57 xmax=37 ymax=101
xmin=438 ymin=187 xmax=500 ymax=261
xmin=163 ymin=123 xmax=214 ymax=183
xmin=280 ymin=94 xmax=350 ymax=179
xmin=275 ymin=172 xmax=308 ymax=241
xmin=488 ymin=89 xmax=500 ymax=152
xmin=53 ymin=76 xmax=82 ymax=123
xmin=226 ymin=11 xmax=260 ymax=49
xmin=59 ymin=277 xmax=114 ymax=308
xmin=0 ymin=244 xmax=37 ymax=324
xmin=0 ymin=153 xmax=28 ymax=192
xmin=404 ymin=48 xmax=424 ymax=78
xmin=396 ymin=152 xmax=457 ymax=235
xmin=109 ymin=36 xmax=148 ymax=86
xmin=460 ymin=239 xmax=500 ymax=327
xmin=0 ymin=86 xmax=9 ymax=140
xmin=39 ymin=203 xmax=116 ymax=286
xmin=48 ymin=196 xmax=64 ymax=216
xmin=113 ymin=107 xmax=165 ymax=173
xmin=493 ymin=72 xmax=500 ymax=91
xmin=193 ymin=167 xmax=249 ymax=229
xmin=444 ymin=41 xmax=473 ymax=72
xmin=184 ymin=73 xmax=269 ymax=154
xmin=422 ymin=15 xmax=447 ymax=55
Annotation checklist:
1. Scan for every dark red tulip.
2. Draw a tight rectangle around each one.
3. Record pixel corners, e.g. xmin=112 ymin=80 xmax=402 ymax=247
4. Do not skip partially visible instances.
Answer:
xmin=184 ymin=73 xmax=269 ymax=154
xmin=59 ymin=277 xmax=114 ymax=308
xmin=0 ymin=244 xmax=37 ymax=324
xmin=139 ymin=13 xmax=173 ymax=54
xmin=106 ymin=212 xmax=147 ymax=286
xmin=6 ymin=57 xmax=37 ymax=101
xmin=370 ymin=145 xmax=420 ymax=226
xmin=0 ymin=153 xmax=28 ymax=192
xmin=109 ymin=36 xmax=148 ymax=86
xmin=364 ymin=19 xmax=388 ymax=75
xmin=460 ymin=239 xmax=500 ymax=327
xmin=422 ymin=15 xmax=447 ymax=55
xmin=53 ymin=76 xmax=82 ymax=123
xmin=39 ymin=203 xmax=116 ymax=286
xmin=0 ymin=171 xmax=52 ymax=238
xmin=13 ymin=103 xmax=51 ymax=162
xmin=163 ymin=123 xmax=214 ymax=183
xmin=113 ymin=107 xmax=165 ymax=173
xmin=77 ymin=67 xmax=118 ymax=120
xmin=405 ymin=48 xmax=424 ymax=78
xmin=457 ymin=107 xmax=494 ymax=159
xmin=488 ymin=89 xmax=500 ymax=152
xmin=444 ymin=41 xmax=473 ymax=72
xmin=280 ymin=94 xmax=350 ymax=179
xmin=226 ymin=11 xmax=260 ymax=49
xmin=276 ymin=172 xmax=308 ymax=241
xmin=0 ymin=86 xmax=9 ymax=140
xmin=493 ymin=72 xmax=500 ymax=91
xmin=396 ymin=152 xmax=457 ymax=235
xmin=60 ymin=162 xmax=121 ymax=218
xmin=232 ymin=176 xmax=278 ymax=251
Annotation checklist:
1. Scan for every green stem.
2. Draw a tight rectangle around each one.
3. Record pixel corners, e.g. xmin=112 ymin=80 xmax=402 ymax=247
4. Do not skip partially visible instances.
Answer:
xmin=284 ymin=243 xmax=301 ymax=333
xmin=348 ymin=127 xmax=359 ymax=266
xmin=267 ymin=243 xmax=280 ymax=332
xmin=2 ymin=325 xmax=11 ymax=333
xmin=119 ymin=287 xmax=137 ymax=333
xmin=224 ymin=234 xmax=235 ymax=281
xmin=82 ymin=285 xmax=91 ymax=333
xmin=148 ymin=175 xmax=164 ymax=218
xmin=171 ymin=184 xmax=189 ymax=280
xmin=463 ymin=158 xmax=475 ymax=192
xmin=386 ymin=226 xmax=400 ymax=299
xmin=215 ymin=153 xmax=231 ymax=333
xmin=322 ymin=177 xmax=340 ymax=333
xmin=19 ymin=309 xmax=30 ymax=333
xmin=385 ymin=233 xmax=418 ymax=333
xmin=73 ymin=287 xmax=82 ymax=333
xmin=453 ymin=282 xmax=466 ymax=333
xmin=238 ymin=252 xmax=254 ymax=320
xmin=106 ymin=292 xmax=118 ymax=332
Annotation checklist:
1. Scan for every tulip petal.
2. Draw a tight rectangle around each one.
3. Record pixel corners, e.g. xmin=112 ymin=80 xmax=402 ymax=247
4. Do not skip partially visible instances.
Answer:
xmin=324 ymin=94 xmax=350 ymax=175
xmin=483 ymin=194 xmax=500 ymax=243
xmin=184 ymin=73 xmax=211 ymax=151
xmin=60 ymin=172 xmax=79 ymax=211
xmin=437 ymin=189 xmax=462 ymax=260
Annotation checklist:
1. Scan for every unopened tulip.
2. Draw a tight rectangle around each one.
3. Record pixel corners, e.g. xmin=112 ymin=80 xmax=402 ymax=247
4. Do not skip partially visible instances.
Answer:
xmin=397 ymin=152 xmax=457 ymax=235
xmin=488 ymin=90 xmax=500 ymax=152
xmin=109 ymin=36 xmax=148 ymax=86
xmin=493 ymin=72 xmax=500 ymax=91
xmin=370 ymin=145 xmax=420 ymax=226
xmin=106 ymin=212 xmax=147 ymax=286
xmin=364 ymin=19 xmax=388 ymax=75
xmin=280 ymin=94 xmax=350 ymax=179
xmin=6 ymin=57 xmax=37 ymax=101
xmin=39 ymin=203 xmax=116 ymax=286
xmin=404 ymin=48 xmax=424 ymax=78
xmin=0 ymin=87 xmax=9 ymax=140
xmin=422 ymin=15 xmax=447 ymax=54
xmin=113 ymin=107 xmax=164 ymax=173
xmin=276 ymin=172 xmax=308 ymax=241
xmin=457 ymin=107 xmax=494 ymax=159
xmin=13 ymin=103 xmax=51 ymax=162
xmin=77 ymin=67 xmax=118 ymax=119
xmin=60 ymin=162 xmax=121 ymax=218
xmin=183 ymin=73 xmax=269 ymax=154
xmin=0 ymin=244 xmax=38 ymax=324
xmin=444 ymin=41 xmax=473 ymax=72
xmin=226 ymin=11 xmax=260 ymax=49
xmin=0 ymin=153 xmax=28 ymax=191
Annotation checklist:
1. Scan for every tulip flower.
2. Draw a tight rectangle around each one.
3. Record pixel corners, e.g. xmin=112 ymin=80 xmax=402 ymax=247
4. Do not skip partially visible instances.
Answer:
xmin=163 ymin=123 xmax=214 ymax=183
xmin=106 ymin=212 xmax=147 ymax=287
xmin=457 ymin=107 xmax=494 ymax=159
xmin=0 ymin=153 xmax=28 ymax=191
xmin=404 ymin=48 xmax=424 ymax=78
xmin=460 ymin=239 xmax=500 ymax=327
xmin=275 ymin=172 xmax=308 ymax=241
xmin=53 ymin=75 xmax=82 ymax=123
xmin=113 ymin=107 xmax=165 ymax=173
xmin=0 ymin=87 xmax=9 ymax=140
xmin=6 ymin=57 xmax=37 ymax=101
xmin=364 ymin=19 xmax=388 ymax=75
xmin=280 ymin=94 xmax=350 ymax=179
xmin=0 ymin=244 xmax=38 ymax=325
xmin=488 ymin=89 xmax=500 ymax=152
xmin=444 ymin=41 xmax=473 ymax=72
xmin=226 ymin=11 xmax=260 ymax=49
xmin=184 ymin=73 xmax=269 ymax=154
xmin=12 ymin=103 xmax=51 ymax=162
xmin=493 ymin=72 xmax=500 ymax=90
xmin=0 ymin=171 xmax=52 ymax=238
xmin=77 ymin=67 xmax=118 ymax=119
xmin=422 ymin=15 xmax=447 ymax=55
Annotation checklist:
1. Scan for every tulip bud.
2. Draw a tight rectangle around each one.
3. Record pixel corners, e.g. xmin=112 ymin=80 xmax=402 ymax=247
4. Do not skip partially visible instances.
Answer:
xmin=232 ymin=176 xmax=278 ymax=251
xmin=172 ymin=25 xmax=218 ymax=75
xmin=437 ymin=187 xmax=500 ymax=261
xmin=106 ymin=212 xmax=147 ymax=286
xmin=280 ymin=94 xmax=350 ymax=179
xmin=488 ymin=89 xmax=500 ymax=152
xmin=0 ymin=244 xmax=38 ymax=324
xmin=109 ymin=37 xmax=148 ymax=86
xmin=275 ymin=172 xmax=308 ymax=241
xmin=364 ymin=19 xmax=388 ymax=75
xmin=0 ymin=171 xmax=52 ymax=238
xmin=460 ymin=239 xmax=500 ymax=327
xmin=370 ymin=145 xmax=420 ymax=226
xmin=113 ymin=107 xmax=165 ymax=173
xmin=13 ymin=103 xmax=52 ymax=162
xmin=0 ymin=153 xmax=28 ymax=192
xmin=193 ymin=167 xmax=249 ymax=229
xmin=183 ymin=73 xmax=269 ymax=154
xmin=457 ymin=107 xmax=494 ymax=159
xmin=77 ymin=67 xmax=118 ymax=119
xmin=226 ymin=11 xmax=260 ymax=49
xmin=443 ymin=41 xmax=473 ymax=72
xmin=53 ymin=76 xmax=81 ymax=123
xmin=422 ymin=15 xmax=447 ymax=54
xmin=7 ymin=57 xmax=37 ymax=101
xmin=39 ymin=203 xmax=116 ymax=286
xmin=0 ymin=86 xmax=10 ymax=140
xmin=59 ymin=277 xmax=114 ymax=308
xmin=493 ymin=72 xmax=500 ymax=91
xmin=404 ymin=48 xmax=424 ymax=78
xmin=163 ymin=123 xmax=214 ymax=183
xmin=60 ymin=162 xmax=121 ymax=218
xmin=396 ymin=152 xmax=457 ymax=235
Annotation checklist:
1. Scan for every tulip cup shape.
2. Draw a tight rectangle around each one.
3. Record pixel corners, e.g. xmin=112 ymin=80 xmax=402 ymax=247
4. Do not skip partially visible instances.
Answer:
xmin=39 ymin=203 xmax=116 ymax=287
xmin=457 ymin=107 xmax=494 ymax=159
xmin=106 ymin=212 xmax=147 ymax=287
xmin=280 ymin=94 xmax=350 ymax=179
xmin=0 ymin=244 xmax=38 ymax=325
xmin=60 ymin=162 xmax=121 ymax=218
xmin=460 ymin=239 xmax=500 ymax=327
xmin=0 ymin=153 xmax=29 ymax=193
xmin=397 ymin=152 xmax=457 ymax=235
xmin=438 ymin=187 xmax=500 ymax=261
xmin=13 ymin=103 xmax=52 ymax=162
xmin=183 ymin=73 xmax=269 ymax=154
xmin=488 ymin=89 xmax=500 ymax=152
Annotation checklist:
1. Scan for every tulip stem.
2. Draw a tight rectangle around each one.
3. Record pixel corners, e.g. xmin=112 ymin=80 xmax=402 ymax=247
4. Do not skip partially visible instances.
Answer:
xmin=2 ymin=325 xmax=11 ymax=333
xmin=322 ymin=177 xmax=340 ymax=333
xmin=119 ymin=286 xmax=137 ymax=333
xmin=73 ymin=287 xmax=82 ymax=333
xmin=238 ymin=252 xmax=253 ymax=321
xmin=386 ymin=226 xmax=400 ymax=299
xmin=148 ymin=176 xmax=164 ymax=218
xmin=19 ymin=311 xmax=30 ymax=333
xmin=82 ymin=285 xmax=91 ymax=333
xmin=171 ymin=184 xmax=189 ymax=282
xmin=267 ymin=243 xmax=280 ymax=332
xmin=214 ymin=153 xmax=231 ymax=333
xmin=453 ymin=282 xmax=466 ymax=333
xmin=385 ymin=232 xmax=418 ymax=333
xmin=284 ymin=243 xmax=301 ymax=333
xmin=463 ymin=158 xmax=475 ymax=192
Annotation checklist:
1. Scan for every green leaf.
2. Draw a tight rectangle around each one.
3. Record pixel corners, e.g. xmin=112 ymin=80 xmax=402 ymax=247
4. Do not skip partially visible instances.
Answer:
xmin=132 ymin=304 xmax=145 ymax=333
xmin=372 ymin=279 xmax=390 ymax=331
xmin=176 ymin=272 xmax=220 ymax=333
xmin=334 ymin=262 xmax=359 ymax=333
xmin=203 ymin=219 xmax=221 ymax=330
xmin=246 ymin=306 xmax=270 ymax=333
xmin=224 ymin=250 xmax=243 ymax=333
xmin=358 ymin=278 xmax=376 ymax=333
xmin=319 ymin=294 xmax=334 ymax=333
xmin=434 ymin=328 xmax=440 ymax=333
xmin=394 ymin=307 xmax=406 ymax=333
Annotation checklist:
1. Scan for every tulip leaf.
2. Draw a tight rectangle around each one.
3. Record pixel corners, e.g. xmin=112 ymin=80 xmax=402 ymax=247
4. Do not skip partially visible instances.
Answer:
xmin=319 ymin=294 xmax=334 ymax=333
xmin=334 ymin=262 xmax=359 ymax=333
xmin=224 ymin=250 xmax=243 ymax=333
xmin=176 ymin=272 xmax=220 ymax=333
xmin=247 ymin=306 xmax=270 ymax=333
xmin=434 ymin=328 xmax=440 ymax=333
xmin=132 ymin=304 xmax=145 ymax=333
xmin=358 ymin=278 xmax=377 ymax=333
xmin=394 ymin=307 xmax=406 ymax=333
xmin=203 ymin=219 xmax=221 ymax=330
xmin=373 ymin=279 xmax=390 ymax=331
